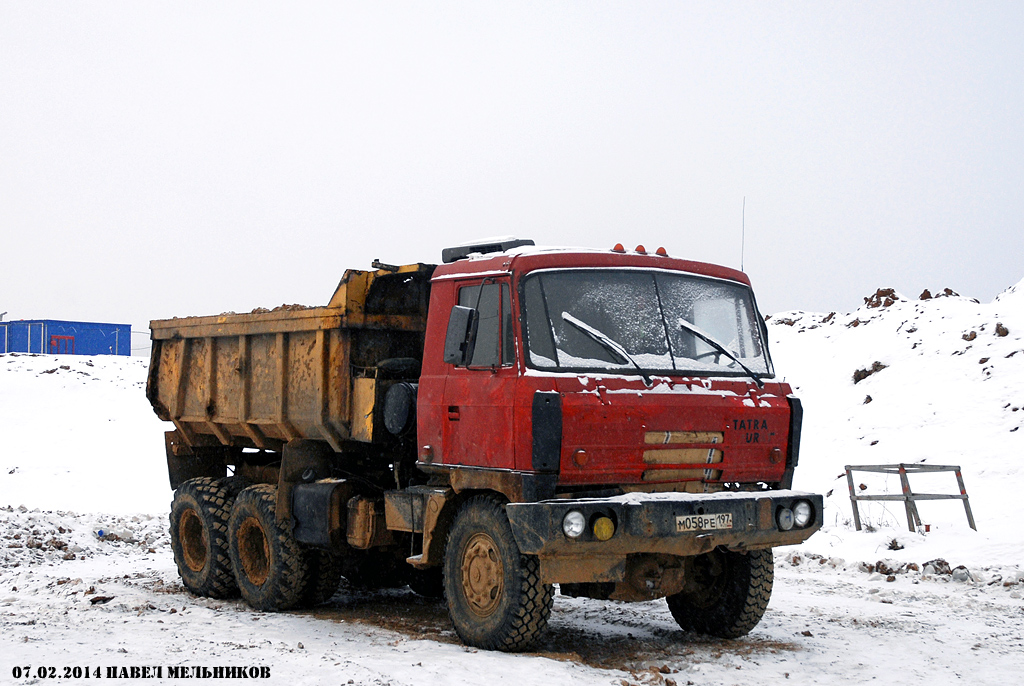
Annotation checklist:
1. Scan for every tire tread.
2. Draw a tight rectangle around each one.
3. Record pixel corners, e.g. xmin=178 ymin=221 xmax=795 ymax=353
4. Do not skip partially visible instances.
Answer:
xmin=444 ymin=495 xmax=553 ymax=651
xmin=667 ymin=547 xmax=774 ymax=639
xmin=228 ymin=484 xmax=309 ymax=612
xmin=299 ymin=549 xmax=343 ymax=607
xmin=169 ymin=477 xmax=238 ymax=599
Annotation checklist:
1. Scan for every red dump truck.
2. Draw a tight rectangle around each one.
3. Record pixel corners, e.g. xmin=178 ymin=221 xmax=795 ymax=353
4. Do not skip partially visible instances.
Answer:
xmin=147 ymin=239 xmax=821 ymax=651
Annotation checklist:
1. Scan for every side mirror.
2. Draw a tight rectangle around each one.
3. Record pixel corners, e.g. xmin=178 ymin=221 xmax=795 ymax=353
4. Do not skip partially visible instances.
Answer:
xmin=443 ymin=305 xmax=479 ymax=366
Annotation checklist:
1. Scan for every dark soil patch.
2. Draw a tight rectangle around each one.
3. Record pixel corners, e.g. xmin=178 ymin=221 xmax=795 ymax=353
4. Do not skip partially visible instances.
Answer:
xmin=853 ymin=361 xmax=888 ymax=384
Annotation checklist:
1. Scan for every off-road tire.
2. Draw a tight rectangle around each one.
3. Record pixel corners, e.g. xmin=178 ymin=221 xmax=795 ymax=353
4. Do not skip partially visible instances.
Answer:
xmin=299 ymin=549 xmax=343 ymax=607
xmin=169 ymin=477 xmax=239 ymax=599
xmin=406 ymin=566 xmax=445 ymax=599
xmin=218 ymin=474 xmax=251 ymax=499
xmin=227 ymin=484 xmax=309 ymax=612
xmin=666 ymin=547 xmax=774 ymax=638
xmin=443 ymin=495 xmax=553 ymax=651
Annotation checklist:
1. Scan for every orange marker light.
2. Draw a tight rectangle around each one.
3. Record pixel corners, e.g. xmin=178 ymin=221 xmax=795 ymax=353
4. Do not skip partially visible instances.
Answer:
xmin=635 ymin=245 xmax=646 ymax=254
xmin=656 ymin=246 xmax=668 ymax=256
xmin=611 ymin=243 xmax=626 ymax=253
xmin=593 ymin=517 xmax=615 ymax=541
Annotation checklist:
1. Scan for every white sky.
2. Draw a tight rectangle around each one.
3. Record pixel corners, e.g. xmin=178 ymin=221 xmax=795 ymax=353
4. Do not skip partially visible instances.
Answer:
xmin=2 ymin=2 xmax=1021 ymax=355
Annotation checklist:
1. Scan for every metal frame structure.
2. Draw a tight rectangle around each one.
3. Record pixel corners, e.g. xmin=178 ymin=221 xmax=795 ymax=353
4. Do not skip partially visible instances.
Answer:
xmin=845 ymin=463 xmax=976 ymax=532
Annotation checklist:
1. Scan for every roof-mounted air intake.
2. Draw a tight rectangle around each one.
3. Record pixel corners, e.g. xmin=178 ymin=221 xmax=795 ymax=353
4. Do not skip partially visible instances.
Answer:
xmin=441 ymin=238 xmax=535 ymax=264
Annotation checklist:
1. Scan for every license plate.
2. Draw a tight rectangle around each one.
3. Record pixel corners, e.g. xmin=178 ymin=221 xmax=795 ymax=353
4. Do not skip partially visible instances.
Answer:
xmin=676 ymin=513 xmax=733 ymax=532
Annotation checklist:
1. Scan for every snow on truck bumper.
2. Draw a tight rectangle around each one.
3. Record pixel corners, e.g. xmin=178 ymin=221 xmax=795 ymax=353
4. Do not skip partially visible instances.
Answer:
xmin=505 ymin=490 xmax=822 ymax=565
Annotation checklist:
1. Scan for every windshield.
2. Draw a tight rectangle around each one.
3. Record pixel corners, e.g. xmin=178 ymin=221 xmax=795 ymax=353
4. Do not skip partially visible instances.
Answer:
xmin=520 ymin=269 xmax=773 ymax=377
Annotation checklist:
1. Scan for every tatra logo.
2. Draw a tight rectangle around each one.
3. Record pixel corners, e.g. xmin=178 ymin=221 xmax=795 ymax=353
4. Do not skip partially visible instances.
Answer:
xmin=732 ymin=418 xmax=768 ymax=431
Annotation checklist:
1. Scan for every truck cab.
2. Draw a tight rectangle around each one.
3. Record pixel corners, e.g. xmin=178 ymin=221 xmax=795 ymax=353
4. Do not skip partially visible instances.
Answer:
xmin=419 ymin=245 xmax=801 ymax=495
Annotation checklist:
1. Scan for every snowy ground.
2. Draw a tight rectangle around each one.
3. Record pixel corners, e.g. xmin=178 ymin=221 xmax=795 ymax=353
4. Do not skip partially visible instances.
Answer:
xmin=1 ymin=280 xmax=1023 ymax=684
xmin=1 ymin=504 xmax=1021 ymax=685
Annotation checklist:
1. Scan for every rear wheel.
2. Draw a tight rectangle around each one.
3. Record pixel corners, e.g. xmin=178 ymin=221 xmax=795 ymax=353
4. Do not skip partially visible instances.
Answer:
xmin=218 ymin=474 xmax=251 ymax=499
xmin=443 ymin=495 xmax=553 ymax=651
xmin=299 ymin=549 xmax=343 ymax=607
xmin=666 ymin=547 xmax=773 ymax=638
xmin=228 ymin=484 xmax=309 ymax=611
xmin=169 ymin=477 xmax=238 ymax=599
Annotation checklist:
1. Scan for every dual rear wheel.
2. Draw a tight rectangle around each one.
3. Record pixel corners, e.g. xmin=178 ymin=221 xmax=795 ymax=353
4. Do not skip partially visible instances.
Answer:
xmin=169 ymin=479 xmax=341 ymax=611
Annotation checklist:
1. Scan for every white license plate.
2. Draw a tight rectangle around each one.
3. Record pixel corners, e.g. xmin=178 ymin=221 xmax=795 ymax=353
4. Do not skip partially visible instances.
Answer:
xmin=675 ymin=513 xmax=733 ymax=532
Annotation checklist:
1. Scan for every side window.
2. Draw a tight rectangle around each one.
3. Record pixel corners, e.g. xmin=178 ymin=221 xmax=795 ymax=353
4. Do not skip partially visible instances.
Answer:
xmin=457 ymin=282 xmax=513 ymax=367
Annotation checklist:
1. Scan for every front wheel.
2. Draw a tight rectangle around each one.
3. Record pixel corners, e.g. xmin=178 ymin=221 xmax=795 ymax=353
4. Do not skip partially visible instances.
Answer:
xmin=443 ymin=495 xmax=553 ymax=651
xmin=666 ymin=547 xmax=774 ymax=638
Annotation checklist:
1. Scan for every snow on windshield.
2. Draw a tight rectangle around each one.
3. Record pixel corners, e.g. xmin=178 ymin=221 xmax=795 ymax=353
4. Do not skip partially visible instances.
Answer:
xmin=521 ymin=269 xmax=771 ymax=375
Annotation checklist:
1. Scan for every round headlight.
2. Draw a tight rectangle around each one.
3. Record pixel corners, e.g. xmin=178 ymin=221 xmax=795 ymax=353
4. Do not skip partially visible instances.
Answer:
xmin=563 ymin=511 xmax=586 ymax=538
xmin=593 ymin=516 xmax=615 ymax=541
xmin=793 ymin=501 xmax=813 ymax=528
xmin=777 ymin=507 xmax=794 ymax=531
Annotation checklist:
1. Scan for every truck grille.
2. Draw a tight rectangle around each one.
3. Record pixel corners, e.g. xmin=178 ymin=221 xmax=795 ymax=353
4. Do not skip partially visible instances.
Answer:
xmin=641 ymin=431 xmax=723 ymax=482
xmin=644 ymin=431 xmax=723 ymax=444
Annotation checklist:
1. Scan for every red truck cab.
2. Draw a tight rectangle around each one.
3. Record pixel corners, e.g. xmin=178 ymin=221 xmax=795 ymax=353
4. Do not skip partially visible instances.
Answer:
xmin=418 ymin=244 xmax=802 ymax=496
xmin=400 ymin=241 xmax=820 ymax=650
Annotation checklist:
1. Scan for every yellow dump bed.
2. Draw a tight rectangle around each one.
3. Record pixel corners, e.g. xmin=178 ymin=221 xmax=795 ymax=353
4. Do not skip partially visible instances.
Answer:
xmin=146 ymin=263 xmax=434 ymax=452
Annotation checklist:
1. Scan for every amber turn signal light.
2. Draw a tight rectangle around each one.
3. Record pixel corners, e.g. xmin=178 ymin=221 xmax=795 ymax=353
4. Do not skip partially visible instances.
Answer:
xmin=593 ymin=516 xmax=615 ymax=541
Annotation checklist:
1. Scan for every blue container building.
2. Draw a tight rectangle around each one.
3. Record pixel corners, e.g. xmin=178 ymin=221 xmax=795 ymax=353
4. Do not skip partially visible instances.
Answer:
xmin=0 ymin=320 xmax=131 ymax=356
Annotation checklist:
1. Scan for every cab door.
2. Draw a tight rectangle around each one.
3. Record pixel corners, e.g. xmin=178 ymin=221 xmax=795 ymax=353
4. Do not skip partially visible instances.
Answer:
xmin=442 ymin=279 xmax=517 ymax=469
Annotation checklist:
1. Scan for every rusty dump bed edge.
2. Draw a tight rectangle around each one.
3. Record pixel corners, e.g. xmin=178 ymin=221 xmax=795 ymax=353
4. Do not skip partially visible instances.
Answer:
xmin=149 ymin=307 xmax=426 ymax=339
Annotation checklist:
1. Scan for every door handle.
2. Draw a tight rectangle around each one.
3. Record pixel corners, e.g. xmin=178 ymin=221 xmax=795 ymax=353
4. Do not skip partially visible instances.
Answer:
xmin=447 ymin=406 xmax=460 ymax=421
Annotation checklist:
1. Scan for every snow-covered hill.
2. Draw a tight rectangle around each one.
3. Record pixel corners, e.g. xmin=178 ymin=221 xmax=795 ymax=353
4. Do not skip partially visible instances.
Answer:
xmin=768 ymin=278 xmax=1024 ymax=568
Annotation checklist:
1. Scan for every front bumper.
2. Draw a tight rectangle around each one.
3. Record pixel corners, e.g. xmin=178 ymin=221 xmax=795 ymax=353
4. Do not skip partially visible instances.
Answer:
xmin=505 ymin=489 xmax=822 ymax=559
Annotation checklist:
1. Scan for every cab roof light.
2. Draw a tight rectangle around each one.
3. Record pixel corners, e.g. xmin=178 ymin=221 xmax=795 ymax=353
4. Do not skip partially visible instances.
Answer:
xmin=441 ymin=238 xmax=535 ymax=264
xmin=611 ymin=243 xmax=626 ymax=253
xmin=635 ymin=245 xmax=647 ymax=254
xmin=656 ymin=246 xmax=668 ymax=256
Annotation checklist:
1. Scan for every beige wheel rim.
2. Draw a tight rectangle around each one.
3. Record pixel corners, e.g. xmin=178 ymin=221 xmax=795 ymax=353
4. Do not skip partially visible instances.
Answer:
xmin=461 ymin=532 xmax=504 ymax=617
xmin=179 ymin=508 xmax=207 ymax=573
xmin=237 ymin=516 xmax=270 ymax=586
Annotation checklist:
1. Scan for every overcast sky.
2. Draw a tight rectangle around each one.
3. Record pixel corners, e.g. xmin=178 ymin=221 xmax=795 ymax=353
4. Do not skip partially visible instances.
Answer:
xmin=2 ymin=2 xmax=1021 ymax=354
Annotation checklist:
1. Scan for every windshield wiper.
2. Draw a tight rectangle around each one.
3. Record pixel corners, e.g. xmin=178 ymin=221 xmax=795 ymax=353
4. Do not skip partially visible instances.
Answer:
xmin=678 ymin=319 xmax=765 ymax=388
xmin=561 ymin=313 xmax=652 ymax=386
